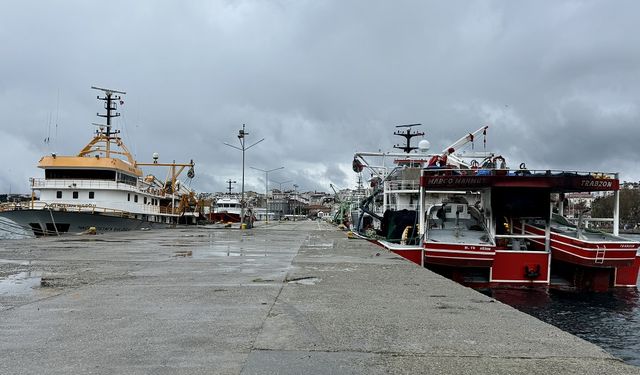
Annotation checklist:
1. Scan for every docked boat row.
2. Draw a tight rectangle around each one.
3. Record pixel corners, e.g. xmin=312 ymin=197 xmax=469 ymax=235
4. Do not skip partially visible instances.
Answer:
xmin=350 ymin=124 xmax=640 ymax=292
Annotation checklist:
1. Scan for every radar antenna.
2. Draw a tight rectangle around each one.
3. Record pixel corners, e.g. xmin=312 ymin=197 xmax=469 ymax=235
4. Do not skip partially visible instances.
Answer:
xmin=393 ymin=123 xmax=425 ymax=153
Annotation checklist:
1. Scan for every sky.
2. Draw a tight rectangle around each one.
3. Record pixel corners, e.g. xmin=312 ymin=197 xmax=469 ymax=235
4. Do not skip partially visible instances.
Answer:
xmin=1 ymin=0 xmax=640 ymax=194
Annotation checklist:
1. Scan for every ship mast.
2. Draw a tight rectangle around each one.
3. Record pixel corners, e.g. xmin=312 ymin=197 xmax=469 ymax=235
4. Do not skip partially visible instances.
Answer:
xmin=393 ymin=123 xmax=424 ymax=153
xmin=91 ymin=86 xmax=126 ymax=159
xmin=226 ymin=179 xmax=237 ymax=195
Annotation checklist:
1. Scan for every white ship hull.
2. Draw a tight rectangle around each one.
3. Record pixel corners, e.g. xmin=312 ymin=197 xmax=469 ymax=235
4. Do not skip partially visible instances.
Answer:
xmin=0 ymin=209 xmax=173 ymax=236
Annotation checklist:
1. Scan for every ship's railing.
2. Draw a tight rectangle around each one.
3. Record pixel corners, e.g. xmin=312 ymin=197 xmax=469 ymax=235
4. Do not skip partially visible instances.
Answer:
xmin=422 ymin=168 xmax=617 ymax=179
xmin=0 ymin=200 xmax=181 ymax=216
xmin=384 ymin=180 xmax=420 ymax=191
xmin=30 ymin=178 xmax=170 ymax=198
xmin=494 ymin=234 xmax=549 ymax=252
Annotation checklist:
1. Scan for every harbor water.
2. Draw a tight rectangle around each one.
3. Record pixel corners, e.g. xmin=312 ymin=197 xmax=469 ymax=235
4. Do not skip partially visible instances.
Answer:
xmin=491 ymin=285 xmax=640 ymax=366
xmin=491 ymin=234 xmax=640 ymax=367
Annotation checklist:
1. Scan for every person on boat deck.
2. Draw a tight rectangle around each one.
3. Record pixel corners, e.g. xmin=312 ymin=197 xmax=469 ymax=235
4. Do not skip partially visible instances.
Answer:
xmin=436 ymin=205 xmax=446 ymax=229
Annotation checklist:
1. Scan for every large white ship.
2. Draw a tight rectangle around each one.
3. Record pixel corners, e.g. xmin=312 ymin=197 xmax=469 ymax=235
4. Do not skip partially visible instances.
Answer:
xmin=0 ymin=86 xmax=201 ymax=236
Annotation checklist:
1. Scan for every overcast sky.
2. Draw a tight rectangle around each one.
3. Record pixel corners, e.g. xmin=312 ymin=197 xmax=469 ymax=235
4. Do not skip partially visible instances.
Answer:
xmin=2 ymin=0 xmax=640 ymax=194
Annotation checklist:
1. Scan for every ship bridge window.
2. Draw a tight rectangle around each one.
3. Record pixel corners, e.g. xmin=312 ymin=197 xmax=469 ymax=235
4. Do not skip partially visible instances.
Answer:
xmin=45 ymin=169 xmax=116 ymax=180
xmin=117 ymin=172 xmax=137 ymax=186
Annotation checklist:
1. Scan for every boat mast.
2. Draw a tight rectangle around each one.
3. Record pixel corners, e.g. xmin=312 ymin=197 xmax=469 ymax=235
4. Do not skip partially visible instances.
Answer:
xmin=226 ymin=179 xmax=237 ymax=195
xmin=91 ymin=86 xmax=126 ymax=159
xmin=393 ymin=123 xmax=424 ymax=154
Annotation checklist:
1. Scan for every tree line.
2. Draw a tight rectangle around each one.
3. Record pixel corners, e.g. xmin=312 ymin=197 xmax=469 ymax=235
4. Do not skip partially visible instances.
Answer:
xmin=591 ymin=189 xmax=640 ymax=230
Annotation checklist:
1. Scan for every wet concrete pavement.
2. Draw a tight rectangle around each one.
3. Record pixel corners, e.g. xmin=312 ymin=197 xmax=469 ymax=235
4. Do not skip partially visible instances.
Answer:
xmin=0 ymin=220 xmax=638 ymax=374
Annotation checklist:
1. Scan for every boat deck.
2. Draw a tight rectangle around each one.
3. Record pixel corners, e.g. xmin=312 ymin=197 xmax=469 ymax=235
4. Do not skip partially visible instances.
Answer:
xmin=426 ymin=224 xmax=492 ymax=246
xmin=551 ymin=224 xmax=633 ymax=243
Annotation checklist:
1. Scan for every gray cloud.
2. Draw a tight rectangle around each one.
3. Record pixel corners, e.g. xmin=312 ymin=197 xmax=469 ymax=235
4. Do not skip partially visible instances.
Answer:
xmin=2 ymin=0 xmax=639 ymax=194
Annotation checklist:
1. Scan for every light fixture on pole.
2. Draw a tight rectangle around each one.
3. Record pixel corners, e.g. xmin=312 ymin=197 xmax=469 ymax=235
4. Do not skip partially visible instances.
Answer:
xmin=270 ymin=179 xmax=293 ymax=193
xmin=250 ymin=166 xmax=284 ymax=224
xmin=224 ymin=124 xmax=264 ymax=228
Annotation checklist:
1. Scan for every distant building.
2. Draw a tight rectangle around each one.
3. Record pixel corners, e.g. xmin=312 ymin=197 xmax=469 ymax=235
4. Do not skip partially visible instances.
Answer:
xmin=564 ymin=192 xmax=595 ymax=218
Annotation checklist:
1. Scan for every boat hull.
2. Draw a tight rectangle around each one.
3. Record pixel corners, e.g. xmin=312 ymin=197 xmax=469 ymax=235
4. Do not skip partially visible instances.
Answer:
xmin=423 ymin=242 xmax=496 ymax=267
xmin=209 ymin=212 xmax=241 ymax=223
xmin=523 ymin=224 xmax=639 ymax=267
xmin=0 ymin=209 xmax=172 ymax=236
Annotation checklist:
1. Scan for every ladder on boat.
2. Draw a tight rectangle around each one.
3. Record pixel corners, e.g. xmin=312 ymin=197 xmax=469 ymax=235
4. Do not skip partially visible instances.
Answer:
xmin=595 ymin=246 xmax=606 ymax=264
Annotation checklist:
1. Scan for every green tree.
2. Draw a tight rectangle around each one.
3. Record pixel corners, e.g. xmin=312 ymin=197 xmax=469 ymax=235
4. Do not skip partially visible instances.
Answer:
xmin=591 ymin=189 xmax=640 ymax=229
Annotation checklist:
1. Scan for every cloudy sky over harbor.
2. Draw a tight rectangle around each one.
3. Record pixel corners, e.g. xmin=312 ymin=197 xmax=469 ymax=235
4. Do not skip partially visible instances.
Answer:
xmin=1 ymin=0 xmax=640 ymax=194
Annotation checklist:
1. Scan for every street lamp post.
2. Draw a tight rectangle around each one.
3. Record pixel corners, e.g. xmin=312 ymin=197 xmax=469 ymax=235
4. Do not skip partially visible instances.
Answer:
xmin=293 ymin=184 xmax=299 ymax=221
xmin=270 ymin=179 xmax=293 ymax=193
xmin=224 ymin=124 xmax=264 ymax=228
xmin=250 ymin=166 xmax=284 ymax=224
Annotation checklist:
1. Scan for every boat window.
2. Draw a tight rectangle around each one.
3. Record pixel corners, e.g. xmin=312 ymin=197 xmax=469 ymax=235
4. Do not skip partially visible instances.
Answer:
xmin=116 ymin=172 xmax=138 ymax=186
xmin=72 ymin=191 xmax=79 ymax=199
xmin=144 ymin=197 xmax=148 ymax=204
xmin=127 ymin=193 xmax=131 ymax=201
xmin=89 ymin=191 xmax=95 ymax=199
xmin=45 ymin=169 xmax=116 ymax=180
xmin=134 ymin=195 xmax=138 ymax=203
xmin=56 ymin=191 xmax=62 ymax=199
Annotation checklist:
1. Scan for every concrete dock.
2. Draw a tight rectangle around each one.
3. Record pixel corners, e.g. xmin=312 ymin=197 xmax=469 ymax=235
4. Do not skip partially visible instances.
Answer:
xmin=0 ymin=220 xmax=638 ymax=374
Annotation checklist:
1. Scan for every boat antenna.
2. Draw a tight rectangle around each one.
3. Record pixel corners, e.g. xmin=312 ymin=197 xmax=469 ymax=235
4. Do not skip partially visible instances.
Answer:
xmin=91 ymin=86 xmax=126 ymax=158
xmin=393 ymin=123 xmax=424 ymax=153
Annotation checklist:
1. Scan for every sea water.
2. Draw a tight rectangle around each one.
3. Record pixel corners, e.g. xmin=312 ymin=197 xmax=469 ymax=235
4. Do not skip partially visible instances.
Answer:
xmin=493 ymin=234 xmax=640 ymax=367
xmin=492 ymin=285 xmax=640 ymax=366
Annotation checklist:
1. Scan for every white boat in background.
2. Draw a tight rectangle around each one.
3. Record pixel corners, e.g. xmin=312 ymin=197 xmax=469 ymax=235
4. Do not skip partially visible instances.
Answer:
xmin=209 ymin=196 xmax=242 ymax=223
xmin=0 ymin=86 xmax=202 ymax=236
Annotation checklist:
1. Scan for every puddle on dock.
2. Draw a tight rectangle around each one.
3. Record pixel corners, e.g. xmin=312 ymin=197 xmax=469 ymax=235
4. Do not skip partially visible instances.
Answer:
xmin=286 ymin=276 xmax=321 ymax=285
xmin=0 ymin=271 xmax=43 ymax=296
xmin=0 ymin=259 xmax=31 ymax=266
